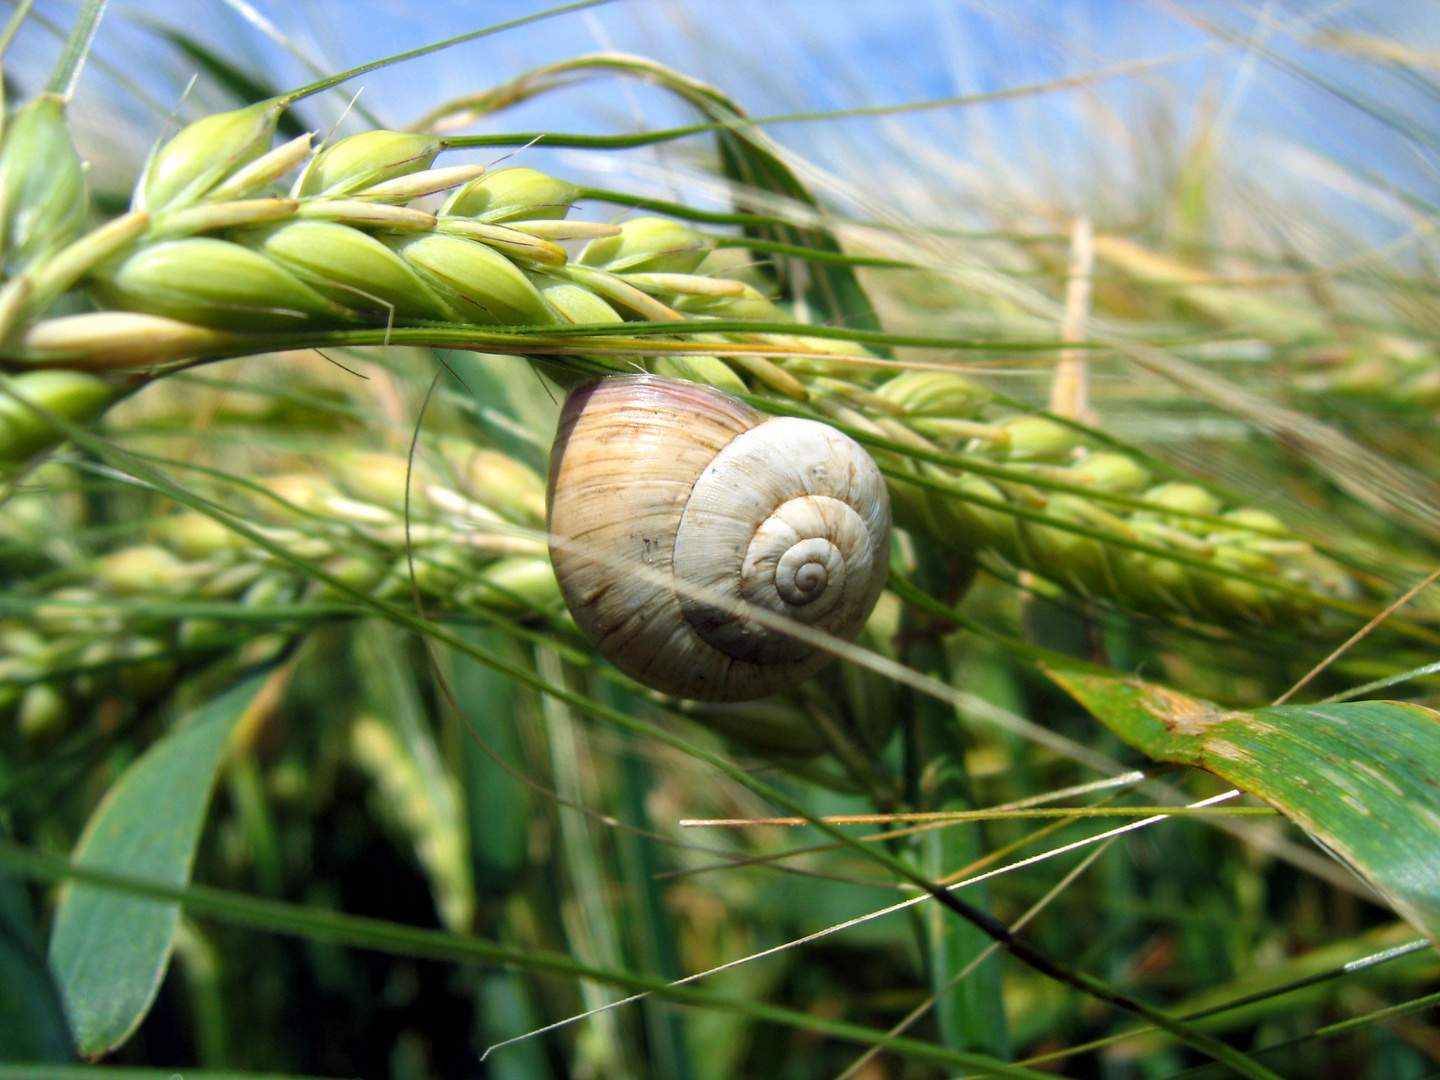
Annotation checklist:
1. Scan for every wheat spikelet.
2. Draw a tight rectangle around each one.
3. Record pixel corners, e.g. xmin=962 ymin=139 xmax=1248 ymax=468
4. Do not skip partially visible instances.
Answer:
xmin=0 ymin=102 xmax=1363 ymax=630
xmin=0 ymin=445 xmax=559 ymax=734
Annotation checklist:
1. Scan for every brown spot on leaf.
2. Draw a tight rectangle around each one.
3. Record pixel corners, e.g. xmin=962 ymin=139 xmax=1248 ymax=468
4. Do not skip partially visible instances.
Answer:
xmin=1201 ymin=738 xmax=1254 ymax=765
xmin=1133 ymin=681 xmax=1222 ymax=735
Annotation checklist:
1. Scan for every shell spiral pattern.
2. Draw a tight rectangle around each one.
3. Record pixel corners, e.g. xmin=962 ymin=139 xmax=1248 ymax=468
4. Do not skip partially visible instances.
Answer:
xmin=546 ymin=375 xmax=892 ymax=701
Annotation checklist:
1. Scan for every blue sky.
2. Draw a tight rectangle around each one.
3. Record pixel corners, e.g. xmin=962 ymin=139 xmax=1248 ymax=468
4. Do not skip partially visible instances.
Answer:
xmin=12 ymin=1 xmax=1440 ymax=239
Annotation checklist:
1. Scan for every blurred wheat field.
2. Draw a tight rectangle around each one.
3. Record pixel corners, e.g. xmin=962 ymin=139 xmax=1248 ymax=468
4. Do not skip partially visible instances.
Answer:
xmin=4 ymin=2 xmax=1440 ymax=1079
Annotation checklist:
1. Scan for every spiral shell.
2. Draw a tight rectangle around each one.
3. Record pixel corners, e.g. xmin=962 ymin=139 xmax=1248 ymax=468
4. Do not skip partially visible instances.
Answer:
xmin=546 ymin=375 xmax=891 ymax=701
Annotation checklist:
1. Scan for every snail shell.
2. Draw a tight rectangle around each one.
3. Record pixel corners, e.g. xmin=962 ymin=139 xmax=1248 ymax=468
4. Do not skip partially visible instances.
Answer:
xmin=546 ymin=375 xmax=891 ymax=702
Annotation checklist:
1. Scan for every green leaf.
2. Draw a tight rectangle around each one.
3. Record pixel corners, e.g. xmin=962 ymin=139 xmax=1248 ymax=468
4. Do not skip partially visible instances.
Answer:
xmin=0 ymin=864 xmax=74 ymax=1061
xmin=1046 ymin=664 xmax=1440 ymax=945
xmin=47 ymin=673 xmax=271 ymax=1059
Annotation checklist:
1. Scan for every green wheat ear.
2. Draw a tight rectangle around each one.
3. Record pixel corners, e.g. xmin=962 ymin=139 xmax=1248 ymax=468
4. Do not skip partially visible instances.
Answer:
xmin=0 ymin=95 xmax=1369 ymax=634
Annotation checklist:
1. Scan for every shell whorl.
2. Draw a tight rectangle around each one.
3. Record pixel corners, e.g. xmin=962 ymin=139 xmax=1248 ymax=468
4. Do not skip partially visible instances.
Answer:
xmin=546 ymin=375 xmax=891 ymax=702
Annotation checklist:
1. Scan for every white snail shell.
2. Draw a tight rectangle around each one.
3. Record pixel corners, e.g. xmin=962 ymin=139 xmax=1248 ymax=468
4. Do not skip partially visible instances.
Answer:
xmin=546 ymin=374 xmax=891 ymax=702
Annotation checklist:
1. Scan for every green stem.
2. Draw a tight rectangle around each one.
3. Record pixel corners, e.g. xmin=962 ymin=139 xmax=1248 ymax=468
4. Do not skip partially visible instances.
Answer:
xmin=43 ymin=0 xmax=106 ymax=100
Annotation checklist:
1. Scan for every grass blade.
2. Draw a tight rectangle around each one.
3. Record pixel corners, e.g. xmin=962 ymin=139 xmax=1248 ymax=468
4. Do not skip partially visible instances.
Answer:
xmin=0 ymin=838 xmax=1063 ymax=1078
xmin=42 ymin=0 xmax=106 ymax=100
xmin=279 ymin=0 xmax=618 ymax=106
xmin=46 ymin=671 xmax=273 ymax=1058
